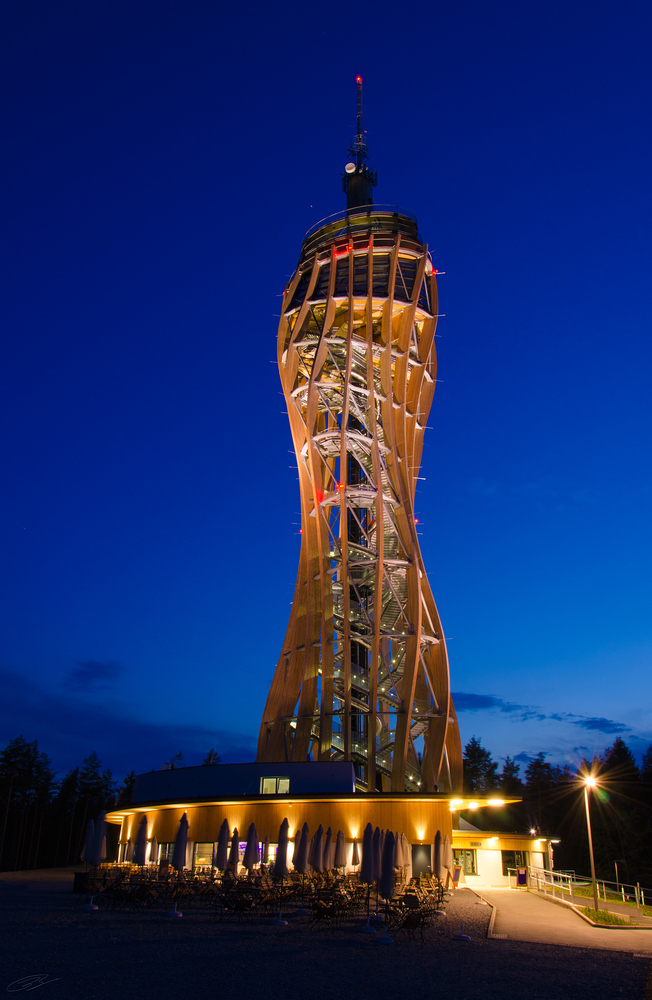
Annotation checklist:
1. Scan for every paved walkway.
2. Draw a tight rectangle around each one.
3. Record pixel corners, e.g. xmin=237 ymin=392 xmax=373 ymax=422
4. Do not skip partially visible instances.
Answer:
xmin=478 ymin=888 xmax=652 ymax=953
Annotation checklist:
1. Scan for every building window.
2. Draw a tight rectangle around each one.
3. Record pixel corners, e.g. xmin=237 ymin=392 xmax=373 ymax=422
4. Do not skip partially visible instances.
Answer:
xmin=260 ymin=776 xmax=290 ymax=794
xmin=453 ymin=849 xmax=477 ymax=875
xmin=157 ymin=843 xmax=174 ymax=862
xmin=501 ymin=850 xmax=529 ymax=876
xmin=194 ymin=843 xmax=214 ymax=867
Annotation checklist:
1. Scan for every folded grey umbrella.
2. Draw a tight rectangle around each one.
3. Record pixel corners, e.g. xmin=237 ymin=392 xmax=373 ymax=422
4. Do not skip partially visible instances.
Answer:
xmin=215 ymin=819 xmax=230 ymax=870
xmin=227 ymin=827 xmax=240 ymax=869
xmin=242 ymin=823 xmax=260 ymax=872
xmin=150 ymin=836 xmax=158 ymax=865
xmin=274 ymin=818 xmax=289 ymax=877
xmin=372 ymin=826 xmax=381 ymax=881
xmin=89 ymin=811 xmax=107 ymax=867
xmin=323 ymin=827 xmax=333 ymax=870
xmin=359 ymin=823 xmax=374 ymax=884
xmin=334 ymin=830 xmax=346 ymax=868
xmin=133 ymin=815 xmax=148 ymax=867
xmin=443 ymin=833 xmax=452 ymax=871
xmin=291 ymin=830 xmax=301 ymax=867
xmin=311 ymin=824 xmax=324 ymax=872
xmin=379 ymin=831 xmax=396 ymax=901
xmin=434 ymin=829 xmax=442 ymax=878
xmin=295 ymin=823 xmax=309 ymax=874
xmin=80 ymin=820 xmax=95 ymax=862
xmin=171 ymin=812 xmax=189 ymax=872
xmin=351 ymin=837 xmax=360 ymax=867
xmin=262 ymin=835 xmax=269 ymax=864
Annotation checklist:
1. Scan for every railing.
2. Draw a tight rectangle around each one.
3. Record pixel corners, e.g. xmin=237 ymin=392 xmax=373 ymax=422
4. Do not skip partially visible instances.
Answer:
xmin=303 ymin=204 xmax=418 ymax=242
xmin=300 ymin=205 xmax=421 ymax=258
xmin=522 ymin=866 xmax=651 ymax=914
xmin=525 ymin=866 xmax=577 ymax=902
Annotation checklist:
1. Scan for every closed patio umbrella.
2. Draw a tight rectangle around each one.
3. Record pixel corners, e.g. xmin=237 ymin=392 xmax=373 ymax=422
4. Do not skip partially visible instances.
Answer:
xmin=149 ymin=836 xmax=158 ymax=865
xmin=242 ymin=823 xmax=259 ymax=872
xmin=90 ymin=811 xmax=107 ymax=868
xmin=323 ymin=828 xmax=333 ymax=870
xmin=393 ymin=831 xmax=399 ymax=869
xmin=262 ymin=835 xmax=269 ymax=864
xmin=295 ymin=823 xmax=309 ymax=874
xmin=215 ymin=819 xmax=230 ymax=870
xmin=80 ymin=820 xmax=95 ymax=863
xmin=227 ymin=827 xmax=240 ymax=870
xmin=359 ymin=823 xmax=375 ymax=933
xmin=375 ymin=831 xmax=396 ymax=945
xmin=133 ymin=816 xmax=148 ymax=866
xmin=311 ymin=824 xmax=324 ymax=872
xmin=307 ymin=827 xmax=317 ymax=868
xmin=334 ymin=830 xmax=346 ymax=868
xmin=434 ymin=830 xmax=442 ymax=879
xmin=291 ymin=830 xmax=301 ymax=868
xmin=272 ymin=818 xmax=290 ymax=927
xmin=398 ymin=832 xmax=406 ymax=868
xmin=379 ymin=831 xmax=396 ymax=900
xmin=351 ymin=837 xmax=360 ymax=867
xmin=171 ymin=812 xmax=189 ymax=872
xmin=372 ymin=827 xmax=382 ymax=881
xmin=359 ymin=824 xmax=374 ymax=884
xmin=274 ymin=818 xmax=289 ymax=877
xmin=443 ymin=833 xmax=452 ymax=876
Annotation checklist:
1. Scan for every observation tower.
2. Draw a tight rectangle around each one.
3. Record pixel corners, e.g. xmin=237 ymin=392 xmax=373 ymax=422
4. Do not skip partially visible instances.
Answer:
xmin=257 ymin=79 xmax=462 ymax=794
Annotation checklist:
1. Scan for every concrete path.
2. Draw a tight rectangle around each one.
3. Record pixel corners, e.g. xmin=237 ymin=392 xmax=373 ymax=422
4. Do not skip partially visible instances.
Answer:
xmin=479 ymin=888 xmax=652 ymax=954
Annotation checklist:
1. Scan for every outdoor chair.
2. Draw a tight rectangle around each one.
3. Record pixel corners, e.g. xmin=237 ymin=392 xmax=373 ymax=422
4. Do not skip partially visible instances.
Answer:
xmin=308 ymin=899 xmax=340 ymax=930
xmin=396 ymin=910 xmax=425 ymax=940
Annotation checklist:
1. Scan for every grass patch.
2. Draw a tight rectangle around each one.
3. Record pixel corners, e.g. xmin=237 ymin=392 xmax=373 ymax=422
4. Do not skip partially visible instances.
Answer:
xmin=581 ymin=907 xmax=629 ymax=925
xmin=572 ymin=886 xmax=652 ymax=917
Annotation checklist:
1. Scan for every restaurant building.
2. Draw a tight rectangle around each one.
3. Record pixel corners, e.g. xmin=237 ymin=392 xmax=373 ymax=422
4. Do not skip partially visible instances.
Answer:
xmin=105 ymin=762 xmax=546 ymax=886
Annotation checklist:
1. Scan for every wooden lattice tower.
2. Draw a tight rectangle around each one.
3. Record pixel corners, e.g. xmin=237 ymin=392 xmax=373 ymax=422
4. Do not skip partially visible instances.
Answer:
xmin=257 ymin=83 xmax=463 ymax=794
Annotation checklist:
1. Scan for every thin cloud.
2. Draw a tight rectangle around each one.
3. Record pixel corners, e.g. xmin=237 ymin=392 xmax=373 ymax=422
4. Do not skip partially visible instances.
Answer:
xmin=452 ymin=692 xmax=525 ymax=713
xmin=570 ymin=717 xmax=629 ymax=734
xmin=454 ymin=692 xmax=629 ymax=735
xmin=62 ymin=659 xmax=123 ymax=692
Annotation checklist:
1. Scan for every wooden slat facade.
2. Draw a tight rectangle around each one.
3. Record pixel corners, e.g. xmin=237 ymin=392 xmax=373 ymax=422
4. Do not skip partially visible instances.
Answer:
xmin=257 ymin=207 xmax=462 ymax=794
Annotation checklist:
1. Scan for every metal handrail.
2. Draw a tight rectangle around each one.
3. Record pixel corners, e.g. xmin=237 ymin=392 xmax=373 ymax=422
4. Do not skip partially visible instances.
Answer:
xmin=303 ymin=204 xmax=418 ymax=242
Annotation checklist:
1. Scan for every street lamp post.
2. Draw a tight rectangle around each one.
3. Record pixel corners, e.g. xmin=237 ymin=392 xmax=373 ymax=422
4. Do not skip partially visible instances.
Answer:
xmin=583 ymin=776 xmax=599 ymax=912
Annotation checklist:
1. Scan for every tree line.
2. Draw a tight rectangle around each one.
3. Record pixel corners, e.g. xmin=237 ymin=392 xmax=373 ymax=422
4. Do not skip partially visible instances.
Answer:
xmin=463 ymin=735 xmax=652 ymax=888
xmin=0 ymin=737 xmax=220 ymax=872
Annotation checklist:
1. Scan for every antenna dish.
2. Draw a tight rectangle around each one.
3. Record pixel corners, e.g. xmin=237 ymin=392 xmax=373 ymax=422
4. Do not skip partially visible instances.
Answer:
xmin=345 ymin=162 xmax=356 ymax=174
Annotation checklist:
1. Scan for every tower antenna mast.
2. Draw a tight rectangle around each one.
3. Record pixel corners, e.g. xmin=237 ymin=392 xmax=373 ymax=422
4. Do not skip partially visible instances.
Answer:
xmin=356 ymin=75 xmax=364 ymax=168
xmin=343 ymin=75 xmax=377 ymax=208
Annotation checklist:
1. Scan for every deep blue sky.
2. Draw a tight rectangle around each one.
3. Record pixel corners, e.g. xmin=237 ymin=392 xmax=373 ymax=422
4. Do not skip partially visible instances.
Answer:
xmin=2 ymin=0 xmax=651 ymax=783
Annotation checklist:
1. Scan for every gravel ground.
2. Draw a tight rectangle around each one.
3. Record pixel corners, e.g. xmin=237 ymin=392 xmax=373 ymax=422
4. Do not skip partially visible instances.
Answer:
xmin=0 ymin=869 xmax=649 ymax=1000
